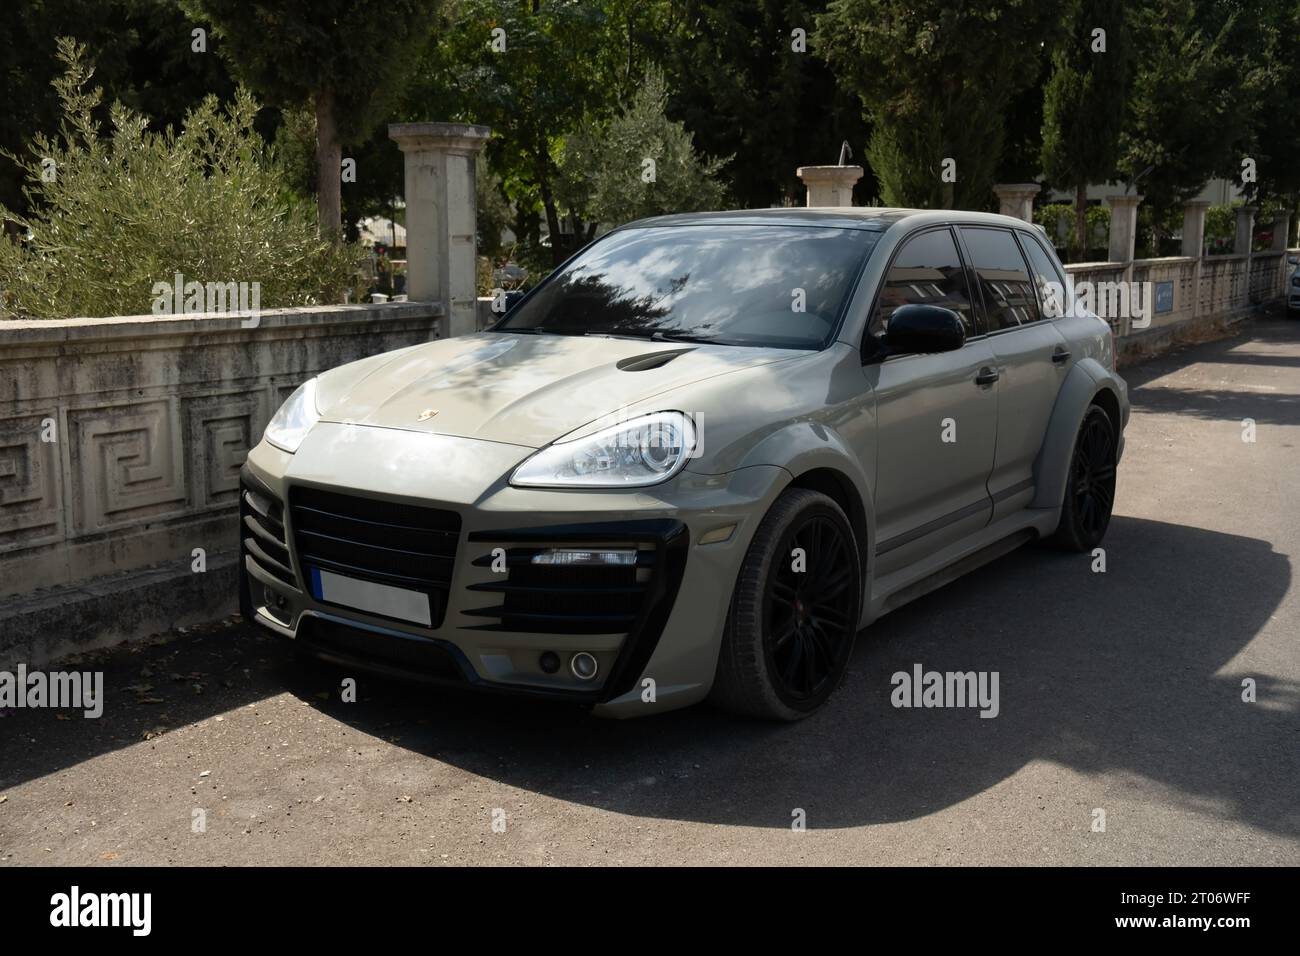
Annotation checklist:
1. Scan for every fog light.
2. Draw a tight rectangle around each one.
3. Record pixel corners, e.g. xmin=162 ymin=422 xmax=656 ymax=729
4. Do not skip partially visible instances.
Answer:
xmin=570 ymin=652 xmax=599 ymax=681
xmin=531 ymin=549 xmax=637 ymax=567
xmin=262 ymin=586 xmax=287 ymax=609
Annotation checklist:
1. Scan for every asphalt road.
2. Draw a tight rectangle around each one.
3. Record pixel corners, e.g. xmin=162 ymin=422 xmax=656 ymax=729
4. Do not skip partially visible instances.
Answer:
xmin=2 ymin=315 xmax=1298 ymax=866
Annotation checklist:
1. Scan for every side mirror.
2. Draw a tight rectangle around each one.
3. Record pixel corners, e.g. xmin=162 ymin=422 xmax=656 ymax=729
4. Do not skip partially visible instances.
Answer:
xmin=884 ymin=304 xmax=966 ymax=355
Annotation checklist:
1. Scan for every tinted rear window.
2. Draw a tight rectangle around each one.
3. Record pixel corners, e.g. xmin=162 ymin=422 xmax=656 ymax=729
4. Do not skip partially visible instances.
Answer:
xmin=959 ymin=227 xmax=1040 ymax=331
xmin=496 ymin=224 xmax=879 ymax=349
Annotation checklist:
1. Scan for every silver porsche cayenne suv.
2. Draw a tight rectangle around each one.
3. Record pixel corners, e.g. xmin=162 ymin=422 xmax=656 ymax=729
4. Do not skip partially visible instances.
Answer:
xmin=239 ymin=208 xmax=1129 ymax=720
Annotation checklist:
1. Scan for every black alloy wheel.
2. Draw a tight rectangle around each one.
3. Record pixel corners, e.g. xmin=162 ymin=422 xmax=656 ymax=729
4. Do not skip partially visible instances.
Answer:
xmin=765 ymin=514 xmax=858 ymax=705
xmin=1051 ymin=404 xmax=1117 ymax=551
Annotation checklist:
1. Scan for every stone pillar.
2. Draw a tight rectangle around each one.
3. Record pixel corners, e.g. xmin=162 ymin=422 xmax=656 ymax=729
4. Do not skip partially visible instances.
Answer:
xmin=1181 ymin=200 xmax=1211 ymax=257
xmin=1105 ymin=194 xmax=1143 ymax=263
xmin=796 ymin=165 xmax=863 ymax=207
xmin=389 ymin=122 xmax=491 ymax=338
xmin=1233 ymin=205 xmax=1256 ymax=256
xmin=992 ymin=183 xmax=1041 ymax=223
xmin=1182 ymin=200 xmax=1212 ymax=321
xmin=1271 ymin=213 xmax=1292 ymax=251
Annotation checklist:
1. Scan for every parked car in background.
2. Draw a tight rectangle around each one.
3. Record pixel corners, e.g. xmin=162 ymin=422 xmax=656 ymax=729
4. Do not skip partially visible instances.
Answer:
xmin=239 ymin=208 xmax=1129 ymax=720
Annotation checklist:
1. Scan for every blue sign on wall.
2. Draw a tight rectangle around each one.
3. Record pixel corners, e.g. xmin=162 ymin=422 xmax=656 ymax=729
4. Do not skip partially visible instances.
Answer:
xmin=1155 ymin=281 xmax=1174 ymax=314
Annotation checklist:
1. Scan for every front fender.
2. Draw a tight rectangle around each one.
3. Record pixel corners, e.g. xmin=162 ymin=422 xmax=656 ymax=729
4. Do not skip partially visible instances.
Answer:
xmin=1031 ymin=358 xmax=1127 ymax=511
xmin=731 ymin=420 xmax=878 ymax=574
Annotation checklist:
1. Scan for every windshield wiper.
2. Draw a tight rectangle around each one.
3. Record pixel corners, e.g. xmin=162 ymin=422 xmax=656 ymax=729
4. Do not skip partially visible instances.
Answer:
xmin=649 ymin=330 xmax=720 ymax=344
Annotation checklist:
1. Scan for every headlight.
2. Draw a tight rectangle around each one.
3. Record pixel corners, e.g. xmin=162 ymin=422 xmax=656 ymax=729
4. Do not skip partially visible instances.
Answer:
xmin=511 ymin=411 xmax=698 ymax=488
xmin=263 ymin=378 xmax=320 ymax=453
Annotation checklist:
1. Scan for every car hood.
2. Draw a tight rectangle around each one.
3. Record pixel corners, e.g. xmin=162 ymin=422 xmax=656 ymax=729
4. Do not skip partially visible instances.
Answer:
xmin=314 ymin=331 xmax=799 ymax=448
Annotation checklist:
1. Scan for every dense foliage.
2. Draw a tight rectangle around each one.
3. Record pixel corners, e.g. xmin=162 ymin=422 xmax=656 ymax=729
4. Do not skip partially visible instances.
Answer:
xmin=0 ymin=41 xmax=361 ymax=319
xmin=557 ymin=68 xmax=729 ymax=230
xmin=1040 ymin=0 xmax=1132 ymax=260
xmin=2 ymin=0 xmax=1299 ymax=315
xmin=183 ymin=0 xmax=442 ymax=234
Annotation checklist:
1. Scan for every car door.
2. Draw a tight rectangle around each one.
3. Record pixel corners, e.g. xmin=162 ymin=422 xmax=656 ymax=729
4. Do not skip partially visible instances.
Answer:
xmin=861 ymin=226 xmax=998 ymax=577
xmin=957 ymin=226 xmax=1071 ymax=522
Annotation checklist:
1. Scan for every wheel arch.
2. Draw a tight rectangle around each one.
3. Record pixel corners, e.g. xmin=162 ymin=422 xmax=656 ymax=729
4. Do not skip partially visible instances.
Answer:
xmin=785 ymin=466 xmax=871 ymax=588
xmin=1031 ymin=359 xmax=1125 ymax=511
xmin=736 ymin=421 xmax=877 ymax=600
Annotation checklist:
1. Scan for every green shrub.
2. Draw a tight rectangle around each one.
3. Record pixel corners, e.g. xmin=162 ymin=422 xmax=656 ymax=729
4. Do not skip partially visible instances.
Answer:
xmin=0 ymin=39 xmax=363 ymax=320
xmin=1033 ymin=202 xmax=1110 ymax=260
xmin=557 ymin=68 xmax=729 ymax=229
xmin=1033 ymin=203 xmax=1073 ymax=248
xmin=1204 ymin=204 xmax=1236 ymax=255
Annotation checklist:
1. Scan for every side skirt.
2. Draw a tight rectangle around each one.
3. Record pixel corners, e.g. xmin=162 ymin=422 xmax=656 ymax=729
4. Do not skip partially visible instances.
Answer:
xmin=865 ymin=508 xmax=1058 ymax=623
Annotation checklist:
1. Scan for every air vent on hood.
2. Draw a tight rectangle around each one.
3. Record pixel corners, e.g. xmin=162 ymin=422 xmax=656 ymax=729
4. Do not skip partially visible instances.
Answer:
xmin=616 ymin=347 xmax=694 ymax=372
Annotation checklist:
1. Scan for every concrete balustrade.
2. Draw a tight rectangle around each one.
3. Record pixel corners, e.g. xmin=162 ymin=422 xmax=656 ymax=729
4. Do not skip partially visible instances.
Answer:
xmin=985 ymin=183 xmax=1294 ymax=361
xmin=0 ymin=302 xmax=442 ymax=667
xmin=1063 ymin=251 xmax=1289 ymax=362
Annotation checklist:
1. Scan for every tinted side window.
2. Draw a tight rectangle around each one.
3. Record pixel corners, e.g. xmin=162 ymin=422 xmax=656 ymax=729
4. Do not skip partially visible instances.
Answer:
xmin=1019 ymin=232 xmax=1067 ymax=319
xmin=960 ymin=227 xmax=1040 ymax=331
xmin=872 ymin=228 xmax=975 ymax=336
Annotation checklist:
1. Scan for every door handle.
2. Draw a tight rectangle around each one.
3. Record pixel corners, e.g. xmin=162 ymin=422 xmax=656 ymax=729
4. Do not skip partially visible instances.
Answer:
xmin=1051 ymin=348 xmax=1072 ymax=364
xmin=975 ymin=367 xmax=999 ymax=386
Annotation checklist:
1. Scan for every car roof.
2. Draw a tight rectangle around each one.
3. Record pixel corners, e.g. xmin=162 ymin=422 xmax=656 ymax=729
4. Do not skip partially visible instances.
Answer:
xmin=621 ymin=207 xmax=1036 ymax=233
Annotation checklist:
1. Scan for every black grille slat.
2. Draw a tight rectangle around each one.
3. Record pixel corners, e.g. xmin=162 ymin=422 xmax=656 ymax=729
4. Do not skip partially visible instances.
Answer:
xmin=295 ymin=529 xmax=453 ymax=585
xmin=289 ymin=486 xmax=461 ymax=629
xmin=464 ymin=543 xmax=650 ymax=635
xmin=467 ymin=582 xmax=645 ymax=595
xmin=292 ymin=487 xmax=460 ymax=534
xmin=244 ymin=536 xmax=296 ymax=584
xmin=294 ymin=554 xmax=451 ymax=591
xmin=241 ymin=482 xmax=296 ymax=588
xmin=243 ymin=489 xmax=285 ymax=538
xmin=462 ymin=608 xmax=639 ymax=632
xmin=293 ymin=505 xmax=458 ymax=554
xmin=243 ymin=514 xmax=290 ymax=561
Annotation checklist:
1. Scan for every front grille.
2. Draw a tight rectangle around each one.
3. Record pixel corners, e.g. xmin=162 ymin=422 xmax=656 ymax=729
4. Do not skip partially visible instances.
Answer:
xmin=241 ymin=482 xmax=296 ymax=588
xmin=289 ymin=486 xmax=461 ymax=629
xmin=464 ymin=546 xmax=654 ymax=634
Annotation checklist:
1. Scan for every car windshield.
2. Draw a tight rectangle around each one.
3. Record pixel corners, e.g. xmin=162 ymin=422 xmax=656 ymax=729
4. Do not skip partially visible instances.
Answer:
xmin=494 ymin=224 xmax=880 ymax=349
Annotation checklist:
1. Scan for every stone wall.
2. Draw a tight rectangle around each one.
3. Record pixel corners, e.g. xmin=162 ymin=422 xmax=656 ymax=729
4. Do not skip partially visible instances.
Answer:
xmin=0 ymin=302 xmax=441 ymax=665
xmin=1065 ymin=250 xmax=1293 ymax=364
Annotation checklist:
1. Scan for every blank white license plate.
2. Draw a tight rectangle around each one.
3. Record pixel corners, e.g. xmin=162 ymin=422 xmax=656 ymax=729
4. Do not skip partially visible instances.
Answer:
xmin=310 ymin=567 xmax=431 ymax=626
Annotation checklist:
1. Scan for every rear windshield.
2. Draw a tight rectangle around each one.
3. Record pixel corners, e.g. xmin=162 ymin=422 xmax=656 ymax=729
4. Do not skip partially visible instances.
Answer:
xmin=495 ymin=224 xmax=879 ymax=349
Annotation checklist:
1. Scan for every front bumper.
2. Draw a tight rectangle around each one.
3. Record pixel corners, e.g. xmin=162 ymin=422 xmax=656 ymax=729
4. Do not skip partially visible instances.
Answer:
xmin=239 ymin=422 xmax=785 ymax=716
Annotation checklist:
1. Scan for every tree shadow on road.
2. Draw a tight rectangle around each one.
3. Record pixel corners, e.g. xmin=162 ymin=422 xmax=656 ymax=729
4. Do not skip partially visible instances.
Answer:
xmin=287 ymin=514 xmax=1298 ymax=837
xmin=1123 ymin=317 xmax=1300 ymax=427
xmin=3 ymin=516 xmax=1293 ymax=840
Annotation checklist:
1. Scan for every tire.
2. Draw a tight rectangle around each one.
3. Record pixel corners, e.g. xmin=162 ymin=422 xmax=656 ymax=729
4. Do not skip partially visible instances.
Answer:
xmin=710 ymin=488 xmax=862 ymax=720
xmin=1050 ymin=404 xmax=1118 ymax=552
